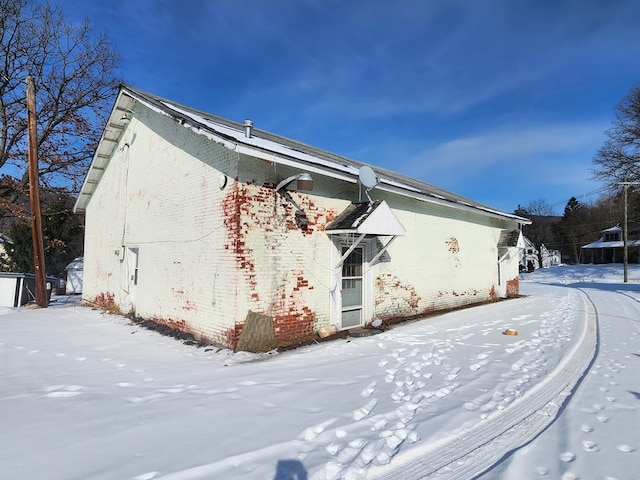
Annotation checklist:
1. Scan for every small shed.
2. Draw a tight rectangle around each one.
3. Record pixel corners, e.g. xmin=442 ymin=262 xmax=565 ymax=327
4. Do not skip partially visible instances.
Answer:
xmin=65 ymin=257 xmax=83 ymax=294
xmin=0 ymin=273 xmax=55 ymax=307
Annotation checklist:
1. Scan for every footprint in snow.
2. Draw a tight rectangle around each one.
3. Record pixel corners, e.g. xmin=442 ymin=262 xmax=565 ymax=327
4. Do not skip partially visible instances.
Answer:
xmin=237 ymin=380 xmax=257 ymax=386
xmin=582 ymin=440 xmax=598 ymax=452
xmin=44 ymin=385 xmax=83 ymax=398
xmin=325 ymin=442 xmax=340 ymax=455
xmin=361 ymin=381 xmax=377 ymax=397
xmin=133 ymin=472 xmax=158 ymax=480
xmin=299 ymin=418 xmax=337 ymax=441
xmin=371 ymin=419 xmax=387 ymax=431
xmin=560 ymin=451 xmax=575 ymax=462
xmin=335 ymin=439 xmax=366 ymax=464
xmin=384 ymin=369 xmax=396 ymax=383
xmin=561 ymin=472 xmax=579 ymax=480
xmin=617 ymin=444 xmax=635 ymax=453
xmin=353 ymin=399 xmax=378 ymax=421
xmin=470 ymin=360 xmax=488 ymax=371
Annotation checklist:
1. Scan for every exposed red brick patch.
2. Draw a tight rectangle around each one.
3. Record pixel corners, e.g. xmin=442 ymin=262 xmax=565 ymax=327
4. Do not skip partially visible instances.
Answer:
xmin=133 ymin=316 xmax=213 ymax=346
xmin=224 ymin=323 xmax=244 ymax=350
xmin=506 ymin=277 xmax=519 ymax=297
xmin=489 ymin=285 xmax=499 ymax=301
xmin=269 ymin=270 xmax=315 ymax=344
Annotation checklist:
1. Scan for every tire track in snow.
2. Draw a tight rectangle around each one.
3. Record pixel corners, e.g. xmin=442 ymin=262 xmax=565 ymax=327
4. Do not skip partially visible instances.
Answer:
xmin=364 ymin=288 xmax=598 ymax=480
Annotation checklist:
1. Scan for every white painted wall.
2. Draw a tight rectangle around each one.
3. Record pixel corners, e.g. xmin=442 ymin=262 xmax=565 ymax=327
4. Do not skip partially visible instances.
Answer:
xmin=83 ymin=105 xmax=241 ymax=344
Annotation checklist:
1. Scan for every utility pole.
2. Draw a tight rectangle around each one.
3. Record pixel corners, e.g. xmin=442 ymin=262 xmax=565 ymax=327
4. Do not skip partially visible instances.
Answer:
xmin=619 ymin=181 xmax=640 ymax=284
xmin=624 ymin=183 xmax=628 ymax=283
xmin=26 ymin=75 xmax=48 ymax=307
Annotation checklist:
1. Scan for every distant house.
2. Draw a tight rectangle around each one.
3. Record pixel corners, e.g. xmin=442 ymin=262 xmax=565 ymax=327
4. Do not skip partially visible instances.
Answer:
xmin=540 ymin=244 xmax=561 ymax=268
xmin=581 ymin=225 xmax=640 ymax=264
xmin=520 ymin=236 xmax=539 ymax=272
xmin=74 ymin=85 xmax=530 ymax=350
xmin=520 ymin=237 xmax=562 ymax=272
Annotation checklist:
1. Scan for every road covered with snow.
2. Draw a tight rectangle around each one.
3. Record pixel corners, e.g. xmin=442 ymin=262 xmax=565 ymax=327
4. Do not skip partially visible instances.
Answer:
xmin=1 ymin=265 xmax=638 ymax=479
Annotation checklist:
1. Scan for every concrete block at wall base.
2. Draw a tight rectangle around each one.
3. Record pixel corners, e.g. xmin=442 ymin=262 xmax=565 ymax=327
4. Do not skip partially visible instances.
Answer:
xmin=318 ymin=324 xmax=339 ymax=338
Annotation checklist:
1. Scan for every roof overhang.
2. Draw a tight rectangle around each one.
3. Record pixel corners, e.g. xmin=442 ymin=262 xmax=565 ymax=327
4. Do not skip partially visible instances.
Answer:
xmin=74 ymin=84 xmax=533 ymax=226
xmin=74 ymin=89 xmax=137 ymax=213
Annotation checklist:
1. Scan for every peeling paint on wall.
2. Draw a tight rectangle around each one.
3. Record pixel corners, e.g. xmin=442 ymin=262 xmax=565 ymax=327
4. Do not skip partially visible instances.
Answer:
xmin=446 ymin=236 xmax=461 ymax=267
xmin=269 ymin=271 xmax=315 ymax=345
xmin=375 ymin=273 xmax=422 ymax=316
xmin=489 ymin=285 xmax=499 ymax=301
xmin=219 ymin=179 xmax=333 ymax=348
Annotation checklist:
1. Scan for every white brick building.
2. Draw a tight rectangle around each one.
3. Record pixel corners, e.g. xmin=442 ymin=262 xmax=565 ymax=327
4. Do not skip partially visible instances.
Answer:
xmin=75 ymin=86 xmax=529 ymax=349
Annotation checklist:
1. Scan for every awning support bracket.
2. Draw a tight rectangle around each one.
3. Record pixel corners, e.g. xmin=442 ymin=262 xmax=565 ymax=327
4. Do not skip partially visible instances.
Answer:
xmin=334 ymin=233 xmax=367 ymax=270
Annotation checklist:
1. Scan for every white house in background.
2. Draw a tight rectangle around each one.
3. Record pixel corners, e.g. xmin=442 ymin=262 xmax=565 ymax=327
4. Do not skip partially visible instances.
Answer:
xmin=74 ymin=85 xmax=530 ymax=350
xmin=540 ymin=244 xmax=561 ymax=268
xmin=520 ymin=237 xmax=562 ymax=272
xmin=520 ymin=236 xmax=539 ymax=271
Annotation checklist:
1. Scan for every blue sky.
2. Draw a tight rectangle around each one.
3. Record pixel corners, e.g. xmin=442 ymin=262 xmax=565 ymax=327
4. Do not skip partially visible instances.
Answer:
xmin=59 ymin=0 xmax=640 ymax=215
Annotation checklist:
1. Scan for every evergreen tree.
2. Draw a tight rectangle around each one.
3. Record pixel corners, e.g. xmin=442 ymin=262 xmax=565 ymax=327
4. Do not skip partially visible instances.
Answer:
xmin=4 ymin=194 xmax=83 ymax=278
xmin=554 ymin=197 xmax=589 ymax=263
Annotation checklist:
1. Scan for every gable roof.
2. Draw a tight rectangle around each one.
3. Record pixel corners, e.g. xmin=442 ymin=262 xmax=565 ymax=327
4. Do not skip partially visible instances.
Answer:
xmin=75 ymin=84 xmax=530 ymax=225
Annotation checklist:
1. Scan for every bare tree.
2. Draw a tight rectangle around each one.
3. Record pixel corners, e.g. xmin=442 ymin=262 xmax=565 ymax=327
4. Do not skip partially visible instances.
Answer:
xmin=0 ymin=0 xmax=121 ymax=220
xmin=592 ymin=82 xmax=640 ymax=187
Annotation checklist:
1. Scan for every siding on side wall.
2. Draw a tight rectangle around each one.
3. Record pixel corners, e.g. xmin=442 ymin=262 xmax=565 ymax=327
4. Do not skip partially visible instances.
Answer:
xmin=371 ymin=199 xmax=510 ymax=320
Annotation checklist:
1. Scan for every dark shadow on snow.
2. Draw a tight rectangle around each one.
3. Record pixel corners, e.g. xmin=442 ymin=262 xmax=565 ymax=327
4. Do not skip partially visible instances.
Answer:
xmin=273 ymin=459 xmax=307 ymax=480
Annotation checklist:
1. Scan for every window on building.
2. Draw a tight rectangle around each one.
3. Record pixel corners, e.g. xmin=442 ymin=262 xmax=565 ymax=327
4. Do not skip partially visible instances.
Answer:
xmin=604 ymin=232 xmax=621 ymax=242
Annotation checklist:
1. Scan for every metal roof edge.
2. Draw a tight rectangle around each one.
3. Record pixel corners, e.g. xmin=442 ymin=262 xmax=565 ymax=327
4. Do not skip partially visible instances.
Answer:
xmin=76 ymin=84 xmax=530 ymax=225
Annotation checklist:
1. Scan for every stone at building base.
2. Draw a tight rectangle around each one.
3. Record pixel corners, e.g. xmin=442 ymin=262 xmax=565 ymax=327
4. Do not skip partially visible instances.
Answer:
xmin=349 ymin=327 xmax=382 ymax=338
xmin=236 ymin=311 xmax=277 ymax=353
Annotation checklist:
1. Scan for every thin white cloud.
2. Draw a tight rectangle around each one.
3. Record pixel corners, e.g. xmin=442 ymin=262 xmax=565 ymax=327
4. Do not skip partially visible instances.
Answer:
xmin=406 ymin=122 xmax=608 ymax=173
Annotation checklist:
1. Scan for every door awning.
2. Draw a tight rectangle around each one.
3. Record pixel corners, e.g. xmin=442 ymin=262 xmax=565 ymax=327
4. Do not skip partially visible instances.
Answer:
xmin=325 ymin=200 xmax=406 ymax=236
xmin=326 ymin=200 xmax=405 ymax=269
xmin=497 ymin=229 xmax=524 ymax=262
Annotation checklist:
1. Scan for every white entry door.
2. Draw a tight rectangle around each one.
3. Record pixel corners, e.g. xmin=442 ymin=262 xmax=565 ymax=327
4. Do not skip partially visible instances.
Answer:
xmin=341 ymin=245 xmax=365 ymax=328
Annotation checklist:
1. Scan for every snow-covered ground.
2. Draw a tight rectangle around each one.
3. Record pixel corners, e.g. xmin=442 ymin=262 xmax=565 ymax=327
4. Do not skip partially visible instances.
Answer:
xmin=1 ymin=264 xmax=638 ymax=480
